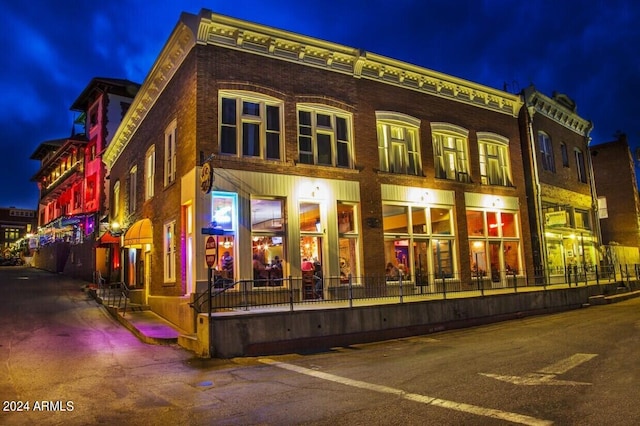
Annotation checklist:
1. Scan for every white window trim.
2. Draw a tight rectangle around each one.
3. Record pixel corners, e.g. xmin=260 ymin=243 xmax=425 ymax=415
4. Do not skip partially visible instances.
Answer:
xmin=297 ymin=103 xmax=353 ymax=168
xmin=431 ymin=122 xmax=470 ymax=181
xmin=219 ymin=90 xmax=283 ymax=160
xmin=145 ymin=145 xmax=155 ymax=200
xmin=477 ymin=132 xmax=511 ymax=186
xmin=112 ymin=180 xmax=120 ymax=219
xmin=164 ymin=220 xmax=176 ymax=283
xmin=129 ymin=165 xmax=137 ymax=214
xmin=164 ymin=120 xmax=177 ymax=186
xmin=376 ymin=111 xmax=422 ymax=175
xmin=538 ymin=131 xmax=555 ymax=172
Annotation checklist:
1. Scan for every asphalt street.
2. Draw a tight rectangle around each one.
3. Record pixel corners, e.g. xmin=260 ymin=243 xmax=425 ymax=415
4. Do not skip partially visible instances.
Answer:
xmin=1 ymin=267 xmax=638 ymax=425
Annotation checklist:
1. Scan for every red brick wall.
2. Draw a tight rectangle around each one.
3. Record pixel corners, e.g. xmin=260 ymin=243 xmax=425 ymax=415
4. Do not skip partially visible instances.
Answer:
xmin=111 ymin=43 xmax=534 ymax=294
xmin=591 ymin=139 xmax=640 ymax=247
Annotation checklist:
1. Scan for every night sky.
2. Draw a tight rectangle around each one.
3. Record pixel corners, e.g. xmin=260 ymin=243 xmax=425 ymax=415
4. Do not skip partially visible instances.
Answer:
xmin=2 ymin=0 xmax=639 ymax=210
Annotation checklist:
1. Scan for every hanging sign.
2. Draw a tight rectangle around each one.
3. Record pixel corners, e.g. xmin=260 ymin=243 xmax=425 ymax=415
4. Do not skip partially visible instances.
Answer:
xmin=200 ymin=162 xmax=213 ymax=194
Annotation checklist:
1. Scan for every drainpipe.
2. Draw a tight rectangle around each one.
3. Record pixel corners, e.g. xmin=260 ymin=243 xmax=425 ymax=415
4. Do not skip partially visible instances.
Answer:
xmin=525 ymin=105 xmax=547 ymax=280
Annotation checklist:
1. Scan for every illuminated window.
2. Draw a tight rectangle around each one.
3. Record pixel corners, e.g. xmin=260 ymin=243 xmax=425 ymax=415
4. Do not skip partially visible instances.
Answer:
xmin=251 ymin=198 xmax=285 ymax=287
xmin=477 ymin=132 xmax=512 ymax=186
xmin=164 ymin=120 xmax=177 ymax=186
xmin=538 ymin=132 xmax=555 ymax=172
xmin=145 ymin=145 xmax=155 ymax=200
xmin=337 ymin=202 xmax=360 ymax=281
xmin=431 ymin=123 xmax=470 ymax=182
xmin=297 ymin=105 xmax=352 ymax=168
xmin=376 ymin=112 xmax=421 ymax=176
xmin=575 ymin=149 xmax=587 ymax=183
xmin=129 ymin=165 xmax=137 ymax=214
xmin=219 ymin=91 xmax=282 ymax=160
xmin=467 ymin=209 xmax=521 ymax=282
xmin=164 ymin=220 xmax=176 ymax=283
xmin=112 ymin=180 xmax=120 ymax=219
xmin=383 ymin=203 xmax=455 ymax=281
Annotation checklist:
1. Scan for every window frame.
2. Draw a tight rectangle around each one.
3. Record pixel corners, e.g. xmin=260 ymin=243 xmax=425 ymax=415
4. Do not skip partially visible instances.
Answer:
xmin=218 ymin=91 xmax=283 ymax=161
xmin=145 ymin=145 xmax=155 ymax=200
xmin=431 ymin=123 xmax=470 ymax=182
xmin=575 ymin=148 xmax=587 ymax=183
xmin=297 ymin=104 xmax=353 ymax=168
xmin=477 ymin=132 xmax=512 ymax=187
xmin=538 ymin=132 xmax=555 ymax=172
xmin=112 ymin=180 xmax=120 ymax=220
xmin=376 ymin=111 xmax=422 ymax=176
xmin=164 ymin=120 xmax=177 ymax=186
xmin=163 ymin=220 xmax=176 ymax=283
xmin=128 ymin=165 xmax=137 ymax=214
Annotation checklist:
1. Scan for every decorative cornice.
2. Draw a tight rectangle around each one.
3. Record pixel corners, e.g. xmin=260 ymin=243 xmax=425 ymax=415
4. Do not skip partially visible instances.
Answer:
xmin=103 ymin=19 xmax=196 ymax=168
xmin=104 ymin=9 xmax=523 ymax=168
xmin=199 ymin=10 xmax=522 ymax=117
xmin=524 ymin=86 xmax=593 ymax=137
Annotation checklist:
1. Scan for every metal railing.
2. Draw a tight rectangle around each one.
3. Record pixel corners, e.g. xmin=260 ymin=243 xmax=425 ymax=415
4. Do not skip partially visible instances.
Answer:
xmin=93 ymin=271 xmax=131 ymax=316
xmin=190 ymin=263 xmax=639 ymax=315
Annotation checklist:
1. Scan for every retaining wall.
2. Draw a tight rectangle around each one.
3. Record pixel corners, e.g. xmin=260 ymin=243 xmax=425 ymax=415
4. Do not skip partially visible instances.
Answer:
xmin=205 ymin=282 xmax=635 ymax=358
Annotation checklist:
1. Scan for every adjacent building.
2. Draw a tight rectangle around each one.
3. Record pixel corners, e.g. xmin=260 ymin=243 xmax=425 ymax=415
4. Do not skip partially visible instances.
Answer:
xmin=30 ymin=78 xmax=139 ymax=281
xmin=103 ymin=9 xmax=533 ymax=333
xmin=590 ymin=133 xmax=640 ymax=266
xmin=0 ymin=206 xmax=37 ymax=259
xmin=519 ymin=86 xmax=600 ymax=283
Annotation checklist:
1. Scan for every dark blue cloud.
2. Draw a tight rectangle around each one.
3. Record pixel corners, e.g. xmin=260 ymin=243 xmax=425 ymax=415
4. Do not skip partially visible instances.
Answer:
xmin=1 ymin=0 xmax=639 ymax=209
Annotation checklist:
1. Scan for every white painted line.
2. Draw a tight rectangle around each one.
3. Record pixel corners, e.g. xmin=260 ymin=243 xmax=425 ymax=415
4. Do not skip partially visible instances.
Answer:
xmin=480 ymin=353 xmax=598 ymax=386
xmin=537 ymin=353 xmax=598 ymax=375
xmin=259 ymin=358 xmax=553 ymax=426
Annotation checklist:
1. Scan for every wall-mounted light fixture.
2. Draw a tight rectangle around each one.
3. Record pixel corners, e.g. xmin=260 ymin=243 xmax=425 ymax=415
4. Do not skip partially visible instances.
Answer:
xmin=110 ymin=221 xmax=122 ymax=236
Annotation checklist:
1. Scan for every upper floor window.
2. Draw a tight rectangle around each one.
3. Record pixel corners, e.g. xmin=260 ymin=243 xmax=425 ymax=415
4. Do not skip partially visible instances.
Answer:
xmin=297 ymin=104 xmax=352 ymax=168
xmin=112 ymin=180 xmax=120 ymax=219
xmin=164 ymin=120 xmax=177 ymax=186
xmin=477 ymin=132 xmax=512 ymax=186
xmin=575 ymin=149 xmax=587 ymax=183
xmin=129 ymin=165 xmax=137 ymax=214
xmin=431 ymin=123 xmax=470 ymax=182
xmin=219 ymin=91 xmax=282 ymax=160
xmin=145 ymin=145 xmax=155 ymax=200
xmin=376 ymin=111 xmax=421 ymax=176
xmin=538 ymin=132 xmax=555 ymax=172
xmin=560 ymin=143 xmax=569 ymax=167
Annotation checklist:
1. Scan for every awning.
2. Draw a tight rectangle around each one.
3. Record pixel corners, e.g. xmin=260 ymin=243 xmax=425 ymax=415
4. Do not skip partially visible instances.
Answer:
xmin=96 ymin=231 xmax=120 ymax=246
xmin=123 ymin=219 xmax=153 ymax=247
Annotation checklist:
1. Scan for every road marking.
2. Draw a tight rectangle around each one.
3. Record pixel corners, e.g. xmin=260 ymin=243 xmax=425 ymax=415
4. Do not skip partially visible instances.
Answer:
xmin=259 ymin=358 xmax=553 ymax=426
xmin=480 ymin=353 xmax=597 ymax=386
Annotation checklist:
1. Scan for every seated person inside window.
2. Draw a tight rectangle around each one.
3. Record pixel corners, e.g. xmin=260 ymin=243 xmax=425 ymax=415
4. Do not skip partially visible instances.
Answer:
xmin=385 ymin=262 xmax=400 ymax=281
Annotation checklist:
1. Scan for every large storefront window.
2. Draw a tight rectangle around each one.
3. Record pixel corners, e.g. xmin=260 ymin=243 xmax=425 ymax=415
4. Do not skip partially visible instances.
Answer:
xmin=383 ymin=203 xmax=455 ymax=286
xmin=211 ymin=192 xmax=237 ymax=282
xmin=251 ymin=198 xmax=285 ymax=287
xmin=467 ymin=209 xmax=521 ymax=287
xmin=337 ymin=202 xmax=359 ymax=282
xmin=300 ymin=201 xmax=322 ymax=264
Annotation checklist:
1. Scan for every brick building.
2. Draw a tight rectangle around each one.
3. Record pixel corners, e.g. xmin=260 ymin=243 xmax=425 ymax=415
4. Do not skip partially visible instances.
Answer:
xmin=519 ymin=86 xmax=600 ymax=283
xmin=30 ymin=78 xmax=139 ymax=281
xmin=0 ymin=206 xmax=36 ymax=258
xmin=103 ymin=9 xmax=533 ymax=333
xmin=590 ymin=133 xmax=640 ymax=265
